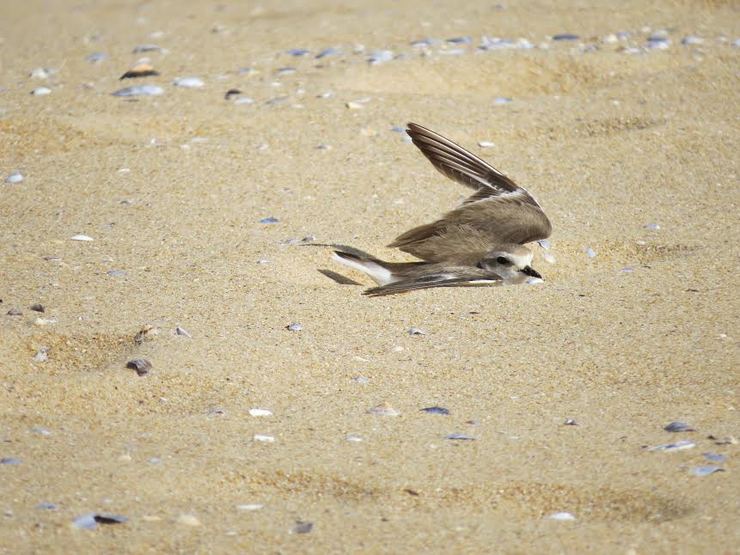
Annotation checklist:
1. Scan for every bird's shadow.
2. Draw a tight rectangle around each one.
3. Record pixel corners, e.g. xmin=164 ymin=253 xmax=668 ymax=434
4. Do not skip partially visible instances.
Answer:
xmin=317 ymin=269 xmax=362 ymax=286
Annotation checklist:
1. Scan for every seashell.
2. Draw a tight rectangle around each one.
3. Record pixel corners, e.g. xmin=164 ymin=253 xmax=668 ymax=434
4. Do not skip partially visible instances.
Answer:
xmin=493 ymin=97 xmax=512 ymax=105
xmin=224 ymin=88 xmax=241 ymax=100
xmin=646 ymin=439 xmax=695 ymax=452
xmin=33 ymin=347 xmax=49 ymax=362
xmin=446 ymin=36 xmax=472 ymax=44
xmin=253 ymin=434 xmax=275 ymax=443
xmin=5 ymin=170 xmax=24 ymax=184
xmin=134 ymin=324 xmax=159 ymax=344
xmin=563 ymin=418 xmax=578 ymax=425
xmin=70 ymin=234 xmax=94 ymax=241
xmin=291 ymin=521 xmax=313 ymax=534
xmin=286 ymin=48 xmax=310 ymax=57
xmin=410 ymin=38 xmax=436 ymax=48
xmin=107 ymin=269 xmax=127 ymax=277
xmin=174 ymin=326 xmax=191 ymax=337
xmin=120 ymin=62 xmax=159 ymax=80
xmin=234 ymin=97 xmax=255 ymax=105
xmin=30 ymin=67 xmax=54 ymax=79
xmin=173 ymin=77 xmax=204 ymax=88
xmin=407 ymin=327 xmax=426 ymax=336
xmin=690 ymin=466 xmax=724 ymax=477
xmin=681 ymin=36 xmax=704 ymax=45
xmin=126 ymin=358 xmax=152 ymax=376
xmin=316 ymin=47 xmax=341 ymax=59
xmin=367 ymin=403 xmax=399 ymax=417
xmin=547 ymin=512 xmax=576 ymax=521
xmin=585 ymin=247 xmax=596 ymax=258
xmin=552 ymin=34 xmax=580 ymax=41
xmin=286 ymin=322 xmax=302 ymax=331
xmin=703 ymin=452 xmax=726 ymax=463
xmin=421 ymin=406 xmax=450 ymax=415
xmin=478 ymin=141 xmax=495 ymax=148
xmin=236 ymin=504 xmax=264 ymax=511
xmin=31 ymin=87 xmax=52 ymax=96
xmin=275 ymin=67 xmax=296 ymax=76
xmin=644 ymin=223 xmax=660 ymax=231
xmin=537 ymin=239 xmax=551 ymax=250
xmin=0 ymin=457 xmax=21 ymax=465
xmin=6 ymin=308 xmax=22 ymax=316
xmin=73 ymin=513 xmax=128 ymax=529
xmin=249 ymin=408 xmax=272 ymax=417
xmin=112 ymin=85 xmax=163 ymax=97
xmin=346 ymin=433 xmax=363 ymax=442
xmin=445 ymin=433 xmax=476 ymax=441
xmin=664 ymin=421 xmax=695 ymax=432
xmin=86 ymin=52 xmax=107 ymax=63
xmin=132 ymin=44 xmax=163 ymax=53
xmin=367 ymin=50 xmax=393 ymax=64
xmin=33 ymin=317 xmax=56 ymax=326
xmin=176 ymin=514 xmax=201 ymax=526
xmin=259 ymin=216 xmax=279 ymax=224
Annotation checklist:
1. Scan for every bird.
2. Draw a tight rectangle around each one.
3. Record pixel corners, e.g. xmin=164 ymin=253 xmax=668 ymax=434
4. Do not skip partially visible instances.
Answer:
xmin=332 ymin=122 xmax=552 ymax=296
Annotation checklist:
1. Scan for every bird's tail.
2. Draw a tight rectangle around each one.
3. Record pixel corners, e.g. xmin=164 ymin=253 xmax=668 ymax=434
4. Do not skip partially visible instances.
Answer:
xmin=332 ymin=250 xmax=394 ymax=286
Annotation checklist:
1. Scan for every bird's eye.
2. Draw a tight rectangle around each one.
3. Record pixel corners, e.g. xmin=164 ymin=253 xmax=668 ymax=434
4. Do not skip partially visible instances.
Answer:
xmin=496 ymin=256 xmax=510 ymax=265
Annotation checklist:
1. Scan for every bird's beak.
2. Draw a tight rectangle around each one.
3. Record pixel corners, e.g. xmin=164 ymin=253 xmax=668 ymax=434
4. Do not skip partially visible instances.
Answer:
xmin=522 ymin=266 xmax=542 ymax=279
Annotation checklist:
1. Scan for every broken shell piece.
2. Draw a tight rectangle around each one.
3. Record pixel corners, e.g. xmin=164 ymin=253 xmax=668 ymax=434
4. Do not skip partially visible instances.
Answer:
xmin=31 ymin=87 xmax=52 ymax=96
xmin=112 ymin=85 xmax=163 ymax=97
xmin=176 ymin=514 xmax=201 ymax=526
xmin=291 ymin=521 xmax=313 ymax=534
xmin=407 ymin=327 xmax=426 ymax=336
xmin=120 ymin=62 xmax=160 ymax=80
xmin=690 ymin=465 xmax=724 ymax=477
xmin=173 ymin=77 xmax=204 ymax=88
xmin=5 ymin=170 xmax=24 ymax=184
xmin=30 ymin=303 xmax=45 ymax=312
xmin=33 ymin=347 xmax=49 ymax=362
xmin=253 ymin=434 xmax=275 ymax=443
xmin=70 ymin=234 xmax=94 ymax=241
xmin=224 ymin=88 xmax=241 ymax=100
xmin=421 ymin=406 xmax=450 ymax=415
xmin=174 ymin=326 xmax=191 ymax=337
xmin=236 ymin=504 xmax=264 ymax=511
xmin=6 ymin=308 xmax=22 ymax=316
xmin=646 ymin=439 xmax=695 ymax=452
xmin=248 ymin=408 xmax=272 ymax=417
xmin=126 ymin=358 xmax=152 ymax=376
xmin=367 ymin=403 xmax=399 ymax=417
xmin=134 ymin=324 xmax=159 ymax=344
xmin=478 ymin=141 xmax=495 ymax=148
xmin=547 ymin=512 xmax=576 ymax=521
xmin=286 ymin=322 xmax=302 ymax=332
xmin=73 ymin=513 xmax=128 ymax=529
xmin=445 ymin=433 xmax=476 ymax=440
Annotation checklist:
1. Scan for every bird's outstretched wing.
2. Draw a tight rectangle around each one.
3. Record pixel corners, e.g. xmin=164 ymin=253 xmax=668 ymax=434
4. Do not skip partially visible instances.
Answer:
xmin=389 ymin=123 xmax=552 ymax=261
xmin=363 ymin=268 xmax=501 ymax=297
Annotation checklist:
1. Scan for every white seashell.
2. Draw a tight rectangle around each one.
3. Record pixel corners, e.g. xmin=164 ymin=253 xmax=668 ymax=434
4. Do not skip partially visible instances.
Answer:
xmin=585 ymin=247 xmax=596 ymax=258
xmin=173 ymin=77 xmax=204 ymax=88
xmin=346 ymin=433 xmax=363 ymax=442
xmin=547 ymin=512 xmax=576 ymax=521
xmin=112 ymin=85 xmax=163 ymax=97
xmin=30 ymin=67 xmax=53 ymax=79
xmin=176 ymin=514 xmax=201 ymax=526
xmin=407 ymin=327 xmax=426 ymax=336
xmin=253 ymin=434 xmax=275 ymax=443
xmin=71 ymin=234 xmax=94 ymax=241
xmin=236 ymin=504 xmax=264 ymax=511
xmin=249 ymin=408 xmax=272 ymax=417
xmin=478 ymin=141 xmax=495 ymax=148
xmin=31 ymin=87 xmax=52 ymax=96
xmin=5 ymin=170 xmax=24 ymax=184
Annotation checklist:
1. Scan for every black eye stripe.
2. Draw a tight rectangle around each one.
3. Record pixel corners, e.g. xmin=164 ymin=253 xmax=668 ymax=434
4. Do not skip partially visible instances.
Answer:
xmin=496 ymin=256 xmax=510 ymax=265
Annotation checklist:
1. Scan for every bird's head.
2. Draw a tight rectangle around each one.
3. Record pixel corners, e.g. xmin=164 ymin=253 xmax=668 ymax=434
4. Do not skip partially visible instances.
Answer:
xmin=478 ymin=244 xmax=542 ymax=284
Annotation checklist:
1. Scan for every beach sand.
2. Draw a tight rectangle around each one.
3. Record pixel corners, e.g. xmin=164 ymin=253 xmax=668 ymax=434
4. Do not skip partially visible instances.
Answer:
xmin=1 ymin=0 xmax=738 ymax=552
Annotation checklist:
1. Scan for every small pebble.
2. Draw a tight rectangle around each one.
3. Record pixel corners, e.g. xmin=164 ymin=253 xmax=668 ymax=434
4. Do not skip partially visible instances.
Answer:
xmin=173 ymin=77 xmax=204 ymax=88
xmin=126 ymin=358 xmax=152 ymax=376
xmin=585 ymin=247 xmax=596 ymax=258
xmin=6 ymin=308 xmax=22 ymax=316
xmin=5 ymin=171 xmax=24 ymax=184
xmin=31 ymin=87 xmax=52 ymax=96
xmin=445 ymin=433 xmax=476 ymax=441
xmin=259 ymin=216 xmax=279 ymax=224
xmin=407 ymin=327 xmax=426 ymax=336
xmin=236 ymin=504 xmax=264 ymax=511
xmin=112 ymin=85 xmax=163 ymax=97
xmin=134 ymin=324 xmax=159 ymax=344
xmin=286 ymin=322 xmax=302 ymax=332
xmin=291 ymin=521 xmax=314 ymax=534
xmin=367 ymin=403 xmax=399 ymax=417
xmin=421 ymin=406 xmax=450 ymax=415
xmin=563 ymin=418 xmax=578 ymax=426
xmin=547 ymin=512 xmax=576 ymax=521
xmin=249 ymin=408 xmax=272 ymax=417
xmin=253 ymin=434 xmax=275 ymax=443
xmin=30 ymin=303 xmax=44 ymax=313
xmin=690 ymin=466 xmax=724 ymax=477
xmin=664 ymin=421 xmax=695 ymax=432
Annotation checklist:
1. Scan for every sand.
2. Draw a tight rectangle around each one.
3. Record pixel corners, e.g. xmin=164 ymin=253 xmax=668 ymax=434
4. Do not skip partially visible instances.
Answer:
xmin=1 ymin=0 xmax=738 ymax=552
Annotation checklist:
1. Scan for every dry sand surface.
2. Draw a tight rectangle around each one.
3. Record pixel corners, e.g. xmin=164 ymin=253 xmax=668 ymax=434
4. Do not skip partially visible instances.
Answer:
xmin=1 ymin=0 xmax=739 ymax=553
